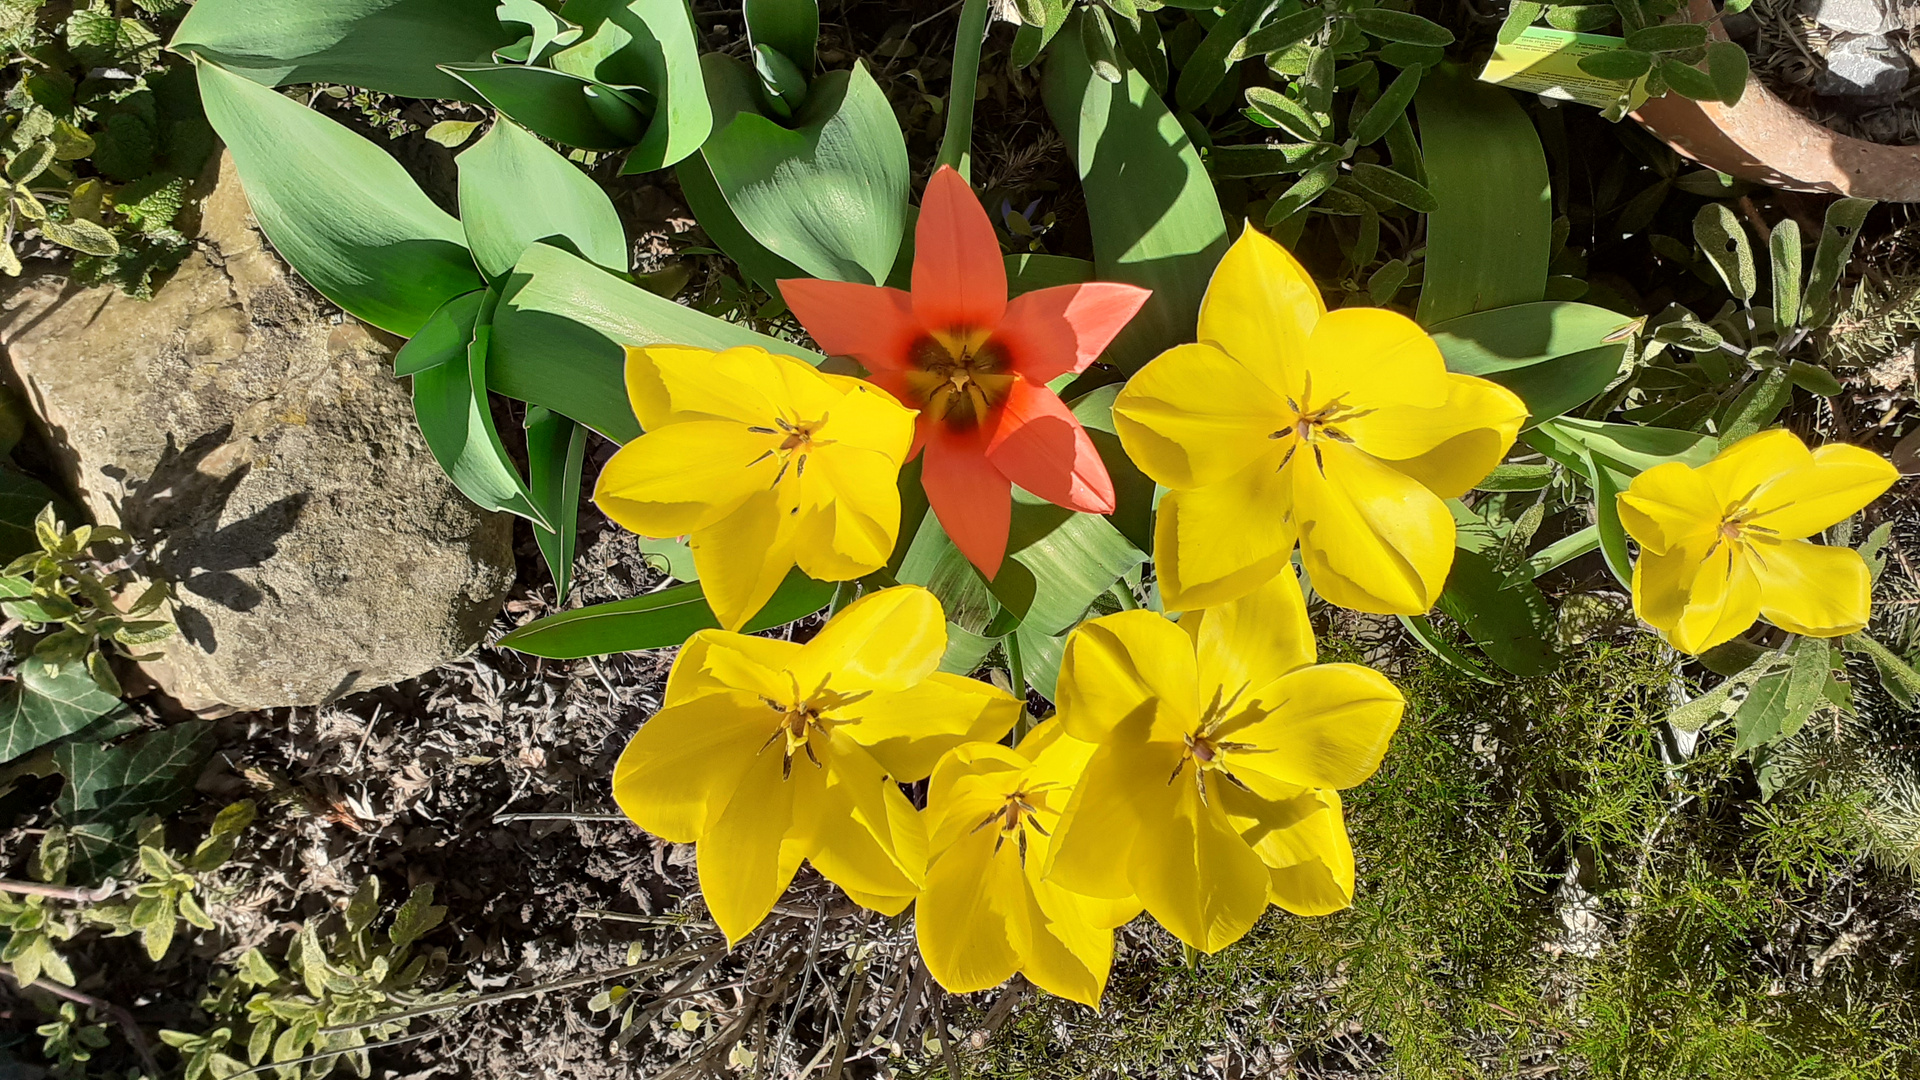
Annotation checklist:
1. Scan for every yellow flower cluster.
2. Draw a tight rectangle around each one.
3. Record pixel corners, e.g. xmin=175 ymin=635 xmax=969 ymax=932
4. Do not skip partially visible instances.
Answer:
xmin=616 ymin=575 xmax=1399 ymax=1006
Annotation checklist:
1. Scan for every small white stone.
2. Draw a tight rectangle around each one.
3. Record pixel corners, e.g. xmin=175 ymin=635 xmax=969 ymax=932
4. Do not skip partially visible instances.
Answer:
xmin=1815 ymin=32 xmax=1912 ymax=97
xmin=1805 ymin=0 xmax=1898 ymax=35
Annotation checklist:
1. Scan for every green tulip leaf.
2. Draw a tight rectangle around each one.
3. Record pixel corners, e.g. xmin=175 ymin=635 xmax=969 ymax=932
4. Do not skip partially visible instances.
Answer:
xmin=702 ymin=61 xmax=908 ymax=286
xmin=170 ymin=0 xmax=517 ymax=102
xmin=442 ymin=64 xmax=650 ymax=150
xmin=195 ymin=60 xmax=482 ymax=337
xmin=457 ymin=117 xmax=627 ymax=279
xmin=744 ymin=0 xmax=819 ymax=72
xmin=1043 ymin=10 xmax=1229 ymax=372
xmin=1435 ymin=549 xmax=1560 ymax=677
xmin=1414 ymin=67 xmax=1551 ymax=325
xmin=552 ymin=0 xmax=711 ymax=172
xmin=526 ymin=407 xmax=589 ymax=602
xmin=496 ymin=571 xmax=833 ymax=658
xmin=410 ymin=289 xmax=548 ymax=526
xmin=489 ymin=243 xmax=821 ymax=442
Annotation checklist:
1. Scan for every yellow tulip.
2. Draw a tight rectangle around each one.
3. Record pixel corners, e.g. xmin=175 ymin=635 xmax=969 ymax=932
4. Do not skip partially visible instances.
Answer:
xmin=1111 ymin=227 xmax=1527 ymax=614
xmin=594 ymin=344 xmax=916 ymax=630
xmin=916 ymin=721 xmax=1143 ymax=1008
xmin=1044 ymin=571 xmax=1400 ymax=953
xmin=611 ymin=586 xmax=1020 ymax=944
xmin=1618 ymin=429 xmax=1898 ymax=655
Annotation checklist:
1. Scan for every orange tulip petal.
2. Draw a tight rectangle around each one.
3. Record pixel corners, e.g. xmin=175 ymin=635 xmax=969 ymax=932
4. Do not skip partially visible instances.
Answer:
xmin=778 ymin=277 xmax=922 ymax=371
xmin=922 ymin=422 xmax=1012 ymax=577
xmin=986 ymin=378 xmax=1116 ymax=515
xmin=913 ymin=166 xmax=1007 ymax=333
xmin=993 ymin=281 xmax=1151 ymax=385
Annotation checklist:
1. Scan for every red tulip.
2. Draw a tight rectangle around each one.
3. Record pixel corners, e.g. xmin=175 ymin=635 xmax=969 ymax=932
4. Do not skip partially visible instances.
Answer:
xmin=780 ymin=166 xmax=1151 ymax=577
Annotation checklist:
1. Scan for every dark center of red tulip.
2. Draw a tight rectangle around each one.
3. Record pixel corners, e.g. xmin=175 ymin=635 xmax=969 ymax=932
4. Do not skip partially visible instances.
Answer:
xmin=903 ymin=330 xmax=1015 ymax=430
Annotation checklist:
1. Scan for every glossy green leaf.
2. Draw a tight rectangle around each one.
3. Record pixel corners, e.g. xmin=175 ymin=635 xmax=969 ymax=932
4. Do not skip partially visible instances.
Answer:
xmin=1044 ymin=13 xmax=1229 ymax=372
xmin=442 ymin=64 xmax=650 ymax=150
xmin=0 ymin=662 xmax=124 ymax=764
xmin=1770 ymin=217 xmax=1803 ymax=327
xmin=1069 ymin=383 xmax=1154 ymax=552
xmin=496 ymin=572 xmax=832 ymax=658
xmin=744 ymin=0 xmax=818 ymax=70
xmin=489 ymin=243 xmax=819 ymax=442
xmin=1414 ymin=67 xmax=1550 ymax=325
xmin=702 ymin=62 xmax=908 ymax=286
xmin=411 ymin=290 xmax=548 ymax=525
xmin=1803 ymin=197 xmax=1874 ymax=328
xmin=987 ymin=496 xmax=1146 ymax=638
xmin=1531 ymin=417 xmax=1718 ymax=473
xmin=170 ymin=0 xmax=516 ymax=102
xmin=526 ymin=407 xmax=588 ymax=602
xmin=677 ymin=149 xmax=807 ymax=298
xmin=195 ymin=61 xmax=481 ymax=338
xmin=1435 ymin=549 xmax=1560 ymax=677
xmin=457 ymin=118 xmax=627 ymax=280
xmin=1429 ymin=302 xmax=1638 ymax=375
xmin=552 ymin=0 xmax=712 ymax=173
xmin=394 ymin=289 xmax=486 ymax=377
xmin=56 ymin=721 xmax=217 ymax=880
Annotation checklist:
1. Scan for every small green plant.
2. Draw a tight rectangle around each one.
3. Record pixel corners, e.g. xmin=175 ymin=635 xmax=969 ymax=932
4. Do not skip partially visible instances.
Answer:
xmin=1 ymin=0 xmax=215 ymax=295
xmin=0 ymin=503 xmax=175 ymax=695
xmin=36 ymin=1001 xmax=114 ymax=1078
xmin=85 ymin=801 xmax=255 ymax=962
xmin=1499 ymin=0 xmax=1752 ymax=112
xmin=164 ymin=875 xmax=454 ymax=1080
xmin=0 ymin=830 xmax=80 ymax=986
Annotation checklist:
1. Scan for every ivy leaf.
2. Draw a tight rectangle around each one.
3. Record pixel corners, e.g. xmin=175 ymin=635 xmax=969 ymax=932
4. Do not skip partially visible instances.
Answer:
xmin=0 ymin=661 xmax=123 ymax=763
xmin=53 ymin=721 xmax=217 ymax=879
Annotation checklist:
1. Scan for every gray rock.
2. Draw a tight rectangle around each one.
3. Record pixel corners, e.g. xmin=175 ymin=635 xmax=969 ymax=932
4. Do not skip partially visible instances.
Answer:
xmin=1815 ymin=32 xmax=1912 ymax=99
xmin=0 ymin=151 xmax=514 ymax=714
xmin=1804 ymin=0 xmax=1899 ymax=34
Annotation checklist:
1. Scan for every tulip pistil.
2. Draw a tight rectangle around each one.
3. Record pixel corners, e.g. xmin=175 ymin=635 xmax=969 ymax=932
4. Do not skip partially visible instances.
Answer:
xmin=970 ymin=783 xmax=1054 ymax=860
xmin=1270 ymin=374 xmax=1375 ymax=476
xmin=906 ymin=331 xmax=1014 ymax=430
xmin=756 ymin=674 xmax=869 ymax=780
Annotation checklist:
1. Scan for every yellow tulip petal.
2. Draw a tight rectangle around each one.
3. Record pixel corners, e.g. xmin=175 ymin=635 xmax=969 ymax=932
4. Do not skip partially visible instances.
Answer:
xmin=697 ymin=743 xmax=819 ymax=944
xmin=1630 ymin=541 xmax=1699 ymax=634
xmin=1111 ymin=342 xmax=1290 ymax=489
xmin=1020 ymin=882 xmax=1111 ymax=1008
xmin=926 ymin=741 xmax=1030 ymax=854
xmin=626 ymin=345 xmax=779 ymax=429
xmin=1752 ymin=538 xmax=1873 ymax=638
xmin=1667 ymin=543 xmax=1764 ymax=655
xmin=1044 ymin=735 xmax=1170 ymax=900
xmin=611 ymin=691 xmax=767 ymax=842
xmin=1345 ymin=374 xmax=1528 ymax=499
xmin=594 ymin=421 xmax=773 ymax=538
xmin=916 ymin=825 xmax=1028 ymax=995
xmin=1153 ymin=452 xmax=1298 ymax=612
xmin=1180 ymin=568 xmax=1316 ymax=712
xmin=845 ymin=674 xmax=1021 ymax=782
xmin=689 ymin=488 xmax=796 ymax=631
xmin=793 ymin=446 xmax=903 ymax=582
xmin=1291 ymin=441 xmax=1453 ymax=615
xmin=818 ymin=377 xmax=917 ymax=462
xmin=1699 ymin=429 xmax=1810 ymax=505
xmin=804 ymin=732 xmax=927 ymax=895
xmin=1300 ymin=307 xmax=1450 ymax=412
xmin=1129 ymin=778 xmax=1273 ymax=954
xmin=665 ymin=629 xmax=798 ymax=706
xmin=1265 ymin=791 xmax=1355 ymax=917
xmin=1226 ymin=664 xmax=1404 ymax=790
xmin=1747 ymin=443 xmax=1900 ymax=540
xmin=788 ymin=585 xmax=947 ymax=695
xmin=840 ymin=887 xmax=916 ymax=916
xmin=1055 ymin=611 xmax=1198 ymax=744
xmin=1195 ymin=226 xmax=1324 ymax=399
xmin=1618 ymin=461 xmax=1720 ymax=555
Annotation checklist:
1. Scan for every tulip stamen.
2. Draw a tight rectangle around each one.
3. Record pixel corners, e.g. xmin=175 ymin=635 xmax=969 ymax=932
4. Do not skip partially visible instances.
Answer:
xmin=972 ymin=785 xmax=1050 ymax=861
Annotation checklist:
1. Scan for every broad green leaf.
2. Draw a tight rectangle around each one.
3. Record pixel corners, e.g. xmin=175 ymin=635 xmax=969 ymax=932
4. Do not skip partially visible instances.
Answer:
xmin=1498 ymin=3 xmax=1544 ymax=45
xmin=891 ymin=478 xmax=1000 ymax=636
xmin=0 ymin=663 xmax=124 ymax=763
xmin=744 ymin=0 xmax=818 ymax=70
xmin=1530 ymin=417 xmax=1718 ymax=474
xmin=496 ymin=572 xmax=833 ymax=658
xmin=1014 ymin=621 xmax=1068 ymax=700
xmin=1527 ymin=525 xmax=1600 ymax=578
xmin=1430 ymin=301 xmax=1634 ymax=422
xmin=1239 ymin=8 xmax=1327 ymax=59
xmin=1006 ymin=253 xmax=1093 ymax=296
xmin=489 ymin=243 xmax=819 ymax=442
xmin=1068 ymin=383 xmax=1154 ymax=552
xmin=171 ymin=0 xmax=516 ymax=102
xmin=987 ymin=495 xmax=1146 ymax=638
xmin=1587 ymin=451 xmax=1634 ymax=589
xmin=195 ymin=61 xmax=481 ymax=337
xmin=393 ymin=290 xmax=487 ymax=377
xmin=1578 ymin=49 xmax=1654 ymax=81
xmin=1544 ymin=4 xmax=1617 ymax=32
xmin=1489 ymin=346 xmax=1624 ymax=424
xmin=55 ymin=721 xmax=217 ymax=880
xmin=498 ymin=0 xmax=582 ymax=62
xmin=1693 ymin=203 xmax=1756 ymax=302
xmin=1044 ymin=13 xmax=1229 ymax=371
xmin=442 ymin=64 xmax=649 ymax=150
xmin=1658 ymin=59 xmax=1719 ymax=102
xmin=1350 ymin=8 xmax=1453 ymax=46
xmin=411 ymin=289 xmax=548 ymax=525
xmin=1844 ymin=633 xmax=1920 ymax=708
xmin=1770 ymin=217 xmax=1803 ymax=327
xmin=526 ymin=407 xmax=588 ymax=602
xmin=1434 ymin=548 xmax=1560 ymax=677
xmin=940 ymin=621 xmax=1001 ymax=677
xmin=702 ymin=62 xmax=908 ymax=286
xmin=1414 ymin=67 xmax=1550 ymax=325
xmin=1803 ymin=197 xmax=1874 ymax=328
xmin=1733 ymin=639 xmax=1830 ymax=752
xmin=677 ymin=143 xmax=807 ymax=297
xmin=457 ymin=118 xmax=627 ymax=280
xmin=552 ymin=0 xmax=712 ymax=173
xmin=1174 ymin=0 xmax=1278 ymax=112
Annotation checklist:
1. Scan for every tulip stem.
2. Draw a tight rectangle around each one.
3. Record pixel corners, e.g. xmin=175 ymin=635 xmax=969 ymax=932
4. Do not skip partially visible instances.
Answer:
xmin=935 ymin=0 xmax=992 ymax=180
xmin=1108 ymin=582 xmax=1139 ymax=611
xmin=1006 ymin=632 xmax=1032 ymax=741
